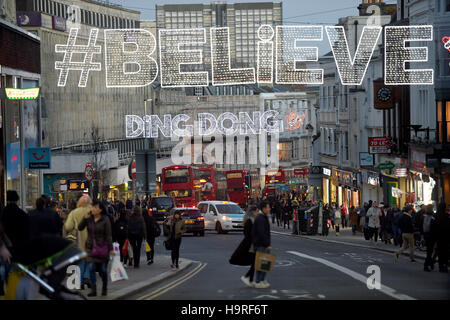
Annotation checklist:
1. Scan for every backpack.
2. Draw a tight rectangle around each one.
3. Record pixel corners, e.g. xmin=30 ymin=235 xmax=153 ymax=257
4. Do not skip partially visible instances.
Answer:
xmin=423 ymin=215 xmax=434 ymax=233
xmin=128 ymin=217 xmax=143 ymax=237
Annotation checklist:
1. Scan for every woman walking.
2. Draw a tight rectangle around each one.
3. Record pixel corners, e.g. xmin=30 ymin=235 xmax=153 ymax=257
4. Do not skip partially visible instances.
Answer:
xmin=230 ymin=206 xmax=258 ymax=287
xmin=127 ymin=207 xmax=147 ymax=268
xmin=78 ymin=200 xmax=113 ymax=297
xmin=168 ymin=211 xmax=186 ymax=269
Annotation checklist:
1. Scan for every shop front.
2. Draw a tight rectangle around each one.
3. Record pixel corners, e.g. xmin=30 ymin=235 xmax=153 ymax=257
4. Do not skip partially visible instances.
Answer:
xmin=322 ymin=167 xmax=332 ymax=204
xmin=361 ymin=170 xmax=383 ymax=204
xmin=409 ymin=147 xmax=436 ymax=207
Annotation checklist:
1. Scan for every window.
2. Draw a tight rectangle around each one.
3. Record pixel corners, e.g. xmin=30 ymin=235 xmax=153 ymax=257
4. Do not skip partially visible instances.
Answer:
xmin=344 ymin=132 xmax=349 ymax=161
xmin=437 ymin=101 xmax=442 ymax=142
xmin=447 ymin=101 xmax=450 ymax=142
xmin=446 ymin=0 xmax=450 ymax=11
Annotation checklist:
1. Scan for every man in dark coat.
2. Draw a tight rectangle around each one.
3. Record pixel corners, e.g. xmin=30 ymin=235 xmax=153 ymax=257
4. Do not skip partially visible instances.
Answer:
xmin=28 ymin=196 xmax=63 ymax=240
xmin=143 ymin=208 xmax=159 ymax=265
xmin=252 ymin=201 xmax=272 ymax=288
xmin=0 ymin=190 xmax=29 ymax=259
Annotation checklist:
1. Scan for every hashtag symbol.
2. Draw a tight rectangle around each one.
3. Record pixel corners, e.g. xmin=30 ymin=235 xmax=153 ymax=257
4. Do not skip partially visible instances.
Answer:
xmin=55 ymin=28 xmax=101 ymax=87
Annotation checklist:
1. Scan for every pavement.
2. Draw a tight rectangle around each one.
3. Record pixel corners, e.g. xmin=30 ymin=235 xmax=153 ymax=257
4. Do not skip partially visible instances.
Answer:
xmin=269 ymin=222 xmax=427 ymax=260
xmin=87 ymin=253 xmax=193 ymax=300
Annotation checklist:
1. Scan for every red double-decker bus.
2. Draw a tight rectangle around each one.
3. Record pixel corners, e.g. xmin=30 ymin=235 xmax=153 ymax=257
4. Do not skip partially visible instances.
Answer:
xmin=198 ymin=168 xmax=228 ymax=201
xmin=226 ymin=170 xmax=251 ymax=207
xmin=162 ymin=165 xmax=201 ymax=207
xmin=264 ymin=168 xmax=286 ymax=196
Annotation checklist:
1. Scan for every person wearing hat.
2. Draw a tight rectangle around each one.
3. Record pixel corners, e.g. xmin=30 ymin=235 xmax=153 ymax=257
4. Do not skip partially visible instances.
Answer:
xmin=0 ymin=190 xmax=29 ymax=259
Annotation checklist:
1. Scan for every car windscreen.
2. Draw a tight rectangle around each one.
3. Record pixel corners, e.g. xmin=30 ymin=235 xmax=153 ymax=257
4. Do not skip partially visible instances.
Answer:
xmin=152 ymin=197 xmax=174 ymax=208
xmin=180 ymin=210 xmax=201 ymax=218
xmin=215 ymin=204 xmax=244 ymax=215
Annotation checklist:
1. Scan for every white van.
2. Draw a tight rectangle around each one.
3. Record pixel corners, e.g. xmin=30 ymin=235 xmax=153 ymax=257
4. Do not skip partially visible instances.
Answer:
xmin=197 ymin=201 xmax=245 ymax=234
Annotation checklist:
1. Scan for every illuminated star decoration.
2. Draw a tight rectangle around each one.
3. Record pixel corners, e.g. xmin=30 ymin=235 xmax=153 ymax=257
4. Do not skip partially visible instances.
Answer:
xmin=442 ymin=36 xmax=450 ymax=52
xmin=285 ymin=110 xmax=305 ymax=130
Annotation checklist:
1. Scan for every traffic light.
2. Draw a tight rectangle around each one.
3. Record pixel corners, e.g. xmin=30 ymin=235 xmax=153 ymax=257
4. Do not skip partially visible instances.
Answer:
xmin=244 ymin=175 xmax=251 ymax=189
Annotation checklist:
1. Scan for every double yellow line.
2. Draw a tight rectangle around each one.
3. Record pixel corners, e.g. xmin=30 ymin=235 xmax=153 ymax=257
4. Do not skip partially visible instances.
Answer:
xmin=137 ymin=262 xmax=207 ymax=300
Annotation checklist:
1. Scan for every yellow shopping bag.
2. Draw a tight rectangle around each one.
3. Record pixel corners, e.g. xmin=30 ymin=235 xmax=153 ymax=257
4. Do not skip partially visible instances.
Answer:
xmin=4 ymin=270 xmax=22 ymax=300
xmin=145 ymin=242 xmax=151 ymax=252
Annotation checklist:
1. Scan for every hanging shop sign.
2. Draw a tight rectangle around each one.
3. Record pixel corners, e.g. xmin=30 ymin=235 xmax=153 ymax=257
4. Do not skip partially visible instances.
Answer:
xmin=369 ymin=137 xmax=392 ymax=154
xmin=392 ymin=187 xmax=403 ymax=198
xmin=323 ymin=168 xmax=331 ymax=176
xmin=365 ymin=171 xmax=380 ymax=186
xmin=394 ymin=167 xmax=408 ymax=178
xmin=84 ymin=162 xmax=95 ymax=182
xmin=410 ymin=148 xmax=427 ymax=173
xmin=5 ymin=87 xmax=40 ymax=100
xmin=377 ymin=161 xmax=395 ymax=171
xmin=359 ymin=152 xmax=375 ymax=166
xmin=373 ymin=79 xmax=400 ymax=110
xmin=27 ymin=147 xmax=51 ymax=169
xmin=294 ymin=168 xmax=309 ymax=175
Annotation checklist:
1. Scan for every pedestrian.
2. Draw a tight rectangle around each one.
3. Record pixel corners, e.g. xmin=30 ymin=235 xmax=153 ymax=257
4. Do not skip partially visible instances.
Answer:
xmin=391 ymin=204 xmax=403 ymax=246
xmin=143 ymin=206 xmax=159 ymax=265
xmin=230 ymin=205 xmax=258 ymax=287
xmin=113 ymin=206 xmax=128 ymax=263
xmin=395 ymin=205 xmax=416 ymax=262
xmin=78 ymin=200 xmax=113 ymax=297
xmin=252 ymin=201 xmax=272 ymax=289
xmin=167 ymin=211 xmax=186 ymax=269
xmin=435 ymin=202 xmax=449 ymax=273
xmin=322 ymin=204 xmax=330 ymax=237
xmin=282 ymin=199 xmax=291 ymax=229
xmin=413 ymin=204 xmax=425 ymax=234
xmin=291 ymin=198 xmax=300 ymax=235
xmin=380 ymin=205 xmax=393 ymax=244
xmin=28 ymin=196 xmax=63 ymax=240
xmin=423 ymin=204 xmax=436 ymax=272
xmin=0 ymin=191 xmax=30 ymax=260
xmin=366 ymin=201 xmax=382 ymax=242
xmin=274 ymin=198 xmax=282 ymax=227
xmin=64 ymin=195 xmax=92 ymax=290
xmin=341 ymin=204 xmax=347 ymax=228
xmin=127 ymin=206 xmax=147 ymax=268
xmin=358 ymin=203 xmax=367 ymax=227
xmin=334 ymin=206 xmax=342 ymax=236
xmin=330 ymin=203 xmax=336 ymax=230
xmin=349 ymin=206 xmax=358 ymax=235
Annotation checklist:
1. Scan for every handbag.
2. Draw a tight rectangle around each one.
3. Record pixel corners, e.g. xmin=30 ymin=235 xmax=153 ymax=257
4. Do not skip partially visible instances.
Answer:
xmin=164 ymin=238 xmax=174 ymax=251
xmin=90 ymin=220 xmax=109 ymax=259
xmin=154 ymin=223 xmax=162 ymax=237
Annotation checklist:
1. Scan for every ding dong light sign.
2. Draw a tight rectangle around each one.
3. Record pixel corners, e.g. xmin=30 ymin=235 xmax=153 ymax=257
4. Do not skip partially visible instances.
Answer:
xmin=53 ymin=25 xmax=435 ymax=88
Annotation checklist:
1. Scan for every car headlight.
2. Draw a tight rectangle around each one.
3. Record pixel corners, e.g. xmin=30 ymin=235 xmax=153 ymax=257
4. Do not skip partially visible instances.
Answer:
xmin=222 ymin=216 xmax=231 ymax=221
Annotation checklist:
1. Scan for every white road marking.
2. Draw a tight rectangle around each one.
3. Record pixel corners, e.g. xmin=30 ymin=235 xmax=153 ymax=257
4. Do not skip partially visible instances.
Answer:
xmin=254 ymin=295 xmax=279 ymax=299
xmin=318 ymin=294 xmax=326 ymax=299
xmin=287 ymin=251 xmax=416 ymax=300
xmin=271 ymin=290 xmax=278 ymax=294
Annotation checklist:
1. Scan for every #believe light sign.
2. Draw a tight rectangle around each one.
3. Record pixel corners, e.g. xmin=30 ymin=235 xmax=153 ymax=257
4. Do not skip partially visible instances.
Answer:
xmin=54 ymin=25 xmax=435 ymax=88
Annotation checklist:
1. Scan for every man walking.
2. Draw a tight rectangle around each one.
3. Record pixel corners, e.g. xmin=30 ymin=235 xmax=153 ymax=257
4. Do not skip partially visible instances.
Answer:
xmin=422 ymin=205 xmax=436 ymax=272
xmin=366 ymin=201 xmax=381 ymax=242
xmin=395 ymin=205 xmax=416 ymax=262
xmin=252 ymin=201 xmax=272 ymax=289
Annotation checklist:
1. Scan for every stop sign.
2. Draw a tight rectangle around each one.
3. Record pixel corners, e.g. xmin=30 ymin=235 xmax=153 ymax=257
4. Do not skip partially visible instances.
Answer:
xmin=128 ymin=160 xmax=136 ymax=180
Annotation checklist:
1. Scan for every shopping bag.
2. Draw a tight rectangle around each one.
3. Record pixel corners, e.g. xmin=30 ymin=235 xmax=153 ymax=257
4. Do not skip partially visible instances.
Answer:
xmin=122 ymin=239 xmax=129 ymax=257
xmin=113 ymin=242 xmax=121 ymax=256
xmin=110 ymin=255 xmax=128 ymax=282
xmin=145 ymin=241 xmax=151 ymax=252
xmin=254 ymin=251 xmax=276 ymax=273
xmin=127 ymin=241 xmax=134 ymax=259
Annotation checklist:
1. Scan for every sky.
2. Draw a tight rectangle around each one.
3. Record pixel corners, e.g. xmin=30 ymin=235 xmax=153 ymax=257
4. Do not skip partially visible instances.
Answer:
xmin=112 ymin=0 xmax=397 ymax=54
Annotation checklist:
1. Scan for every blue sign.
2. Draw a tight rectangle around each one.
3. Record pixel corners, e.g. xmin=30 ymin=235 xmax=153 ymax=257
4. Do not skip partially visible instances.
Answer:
xmin=6 ymin=143 xmax=21 ymax=180
xmin=27 ymin=148 xmax=51 ymax=169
